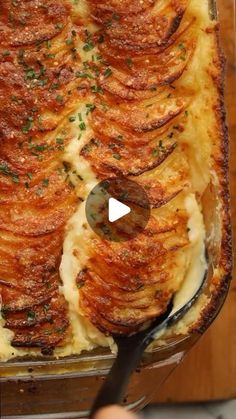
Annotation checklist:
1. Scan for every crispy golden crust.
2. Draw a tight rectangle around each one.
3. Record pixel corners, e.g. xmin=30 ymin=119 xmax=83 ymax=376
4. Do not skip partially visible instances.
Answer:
xmin=81 ymin=0 xmax=193 ymax=209
xmin=190 ymin=27 xmax=232 ymax=334
xmin=0 ymin=0 xmax=78 ymax=352
xmin=78 ymin=0 xmax=195 ymax=335
xmin=79 ymin=213 xmax=189 ymax=334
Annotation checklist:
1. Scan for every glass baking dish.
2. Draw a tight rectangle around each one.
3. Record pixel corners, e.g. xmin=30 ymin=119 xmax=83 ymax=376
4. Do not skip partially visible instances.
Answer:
xmin=0 ymin=284 xmax=230 ymax=418
xmin=0 ymin=1 xmax=234 ymax=417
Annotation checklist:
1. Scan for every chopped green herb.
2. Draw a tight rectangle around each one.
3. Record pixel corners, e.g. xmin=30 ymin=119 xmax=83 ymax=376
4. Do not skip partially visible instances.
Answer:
xmin=79 ymin=122 xmax=86 ymax=131
xmin=42 ymin=178 xmax=49 ymax=187
xmin=65 ymin=38 xmax=73 ymax=45
xmin=75 ymin=71 xmax=95 ymax=79
xmin=45 ymin=53 xmax=56 ymax=59
xmin=56 ymin=94 xmax=64 ymax=103
xmin=91 ymin=85 xmax=103 ymax=93
xmin=152 ymin=148 xmax=159 ymax=157
xmin=85 ymin=103 xmax=96 ymax=113
xmin=27 ymin=310 xmax=36 ymax=321
xmin=0 ymin=162 xmax=19 ymax=183
xmin=22 ymin=117 xmax=33 ymax=134
xmin=112 ymin=13 xmax=120 ymax=21
xmin=2 ymin=50 xmax=10 ymax=57
xmin=30 ymin=144 xmax=47 ymax=153
xmin=55 ymin=23 xmax=64 ymax=30
xmin=55 ymin=326 xmax=66 ymax=334
xmin=103 ymin=68 xmax=112 ymax=78
xmin=83 ymin=41 xmax=94 ymax=52
xmin=105 ymin=20 xmax=113 ymax=28
xmin=112 ymin=153 xmax=121 ymax=160
xmin=43 ymin=304 xmax=50 ymax=313
xmin=46 ymin=40 xmax=52 ymax=49
xmin=63 ymin=161 xmax=71 ymax=172
xmin=77 ymin=280 xmax=85 ymax=289
xmin=98 ymin=34 xmax=104 ymax=43
xmin=77 ymin=173 xmax=84 ymax=181
xmin=44 ymin=329 xmax=53 ymax=335
xmin=37 ymin=78 xmax=48 ymax=86
xmin=126 ymin=58 xmax=133 ymax=68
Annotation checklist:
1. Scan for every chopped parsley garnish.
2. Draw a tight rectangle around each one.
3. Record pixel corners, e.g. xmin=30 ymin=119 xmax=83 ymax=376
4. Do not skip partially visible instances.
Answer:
xmin=79 ymin=122 xmax=86 ymax=131
xmin=55 ymin=326 xmax=67 ymax=334
xmin=44 ymin=53 xmax=56 ymax=59
xmin=85 ymin=103 xmax=96 ymax=114
xmin=65 ymin=38 xmax=73 ymax=46
xmin=22 ymin=117 xmax=33 ymax=134
xmin=55 ymin=23 xmax=64 ymax=30
xmin=178 ymin=43 xmax=187 ymax=60
xmin=151 ymin=140 xmax=166 ymax=158
xmin=126 ymin=58 xmax=133 ymax=68
xmin=98 ymin=34 xmax=104 ymax=44
xmin=0 ymin=163 xmax=19 ymax=183
xmin=25 ymin=68 xmax=36 ymax=79
xmin=152 ymin=148 xmax=159 ymax=157
xmin=77 ymin=280 xmax=85 ymax=289
xmin=91 ymin=85 xmax=103 ymax=93
xmin=2 ymin=50 xmax=10 ymax=57
xmin=112 ymin=153 xmax=121 ymax=160
xmin=27 ymin=311 xmax=36 ymax=321
xmin=103 ymin=68 xmax=112 ymax=78
xmin=56 ymin=95 xmax=64 ymax=104
xmin=83 ymin=41 xmax=94 ymax=52
xmin=42 ymin=178 xmax=49 ymax=187
xmin=75 ymin=71 xmax=95 ymax=79
xmin=63 ymin=161 xmax=71 ymax=172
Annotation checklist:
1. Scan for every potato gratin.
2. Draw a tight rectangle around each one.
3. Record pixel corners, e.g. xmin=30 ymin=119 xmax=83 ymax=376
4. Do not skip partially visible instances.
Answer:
xmin=0 ymin=0 xmax=231 ymax=360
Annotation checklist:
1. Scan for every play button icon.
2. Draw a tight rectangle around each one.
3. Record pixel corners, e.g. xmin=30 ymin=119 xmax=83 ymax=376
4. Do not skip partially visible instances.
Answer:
xmin=85 ymin=177 xmax=150 ymax=242
xmin=108 ymin=198 xmax=131 ymax=223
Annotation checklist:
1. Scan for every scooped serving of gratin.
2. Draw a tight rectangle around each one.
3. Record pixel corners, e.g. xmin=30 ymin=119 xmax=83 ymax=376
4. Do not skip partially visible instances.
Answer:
xmin=0 ymin=0 xmax=232 ymax=361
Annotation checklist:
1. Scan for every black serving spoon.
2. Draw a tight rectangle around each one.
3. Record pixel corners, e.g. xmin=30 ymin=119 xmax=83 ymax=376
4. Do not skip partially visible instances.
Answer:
xmin=90 ymin=267 xmax=208 ymax=418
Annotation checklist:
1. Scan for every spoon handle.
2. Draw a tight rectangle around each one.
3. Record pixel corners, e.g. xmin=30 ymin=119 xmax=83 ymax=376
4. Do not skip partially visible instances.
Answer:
xmin=89 ymin=336 xmax=147 ymax=418
xmin=90 ymin=302 xmax=174 ymax=418
xmin=89 ymin=267 xmax=208 ymax=418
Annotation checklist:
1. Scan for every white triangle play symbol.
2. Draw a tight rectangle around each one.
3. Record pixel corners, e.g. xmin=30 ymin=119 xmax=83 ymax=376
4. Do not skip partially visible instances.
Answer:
xmin=108 ymin=197 xmax=131 ymax=223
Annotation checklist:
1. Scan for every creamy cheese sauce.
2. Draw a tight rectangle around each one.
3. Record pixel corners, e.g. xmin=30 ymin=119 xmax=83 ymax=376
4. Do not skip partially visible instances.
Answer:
xmin=58 ymin=120 xmax=115 ymax=357
xmin=172 ymin=195 xmax=207 ymax=314
xmin=0 ymin=319 xmax=17 ymax=362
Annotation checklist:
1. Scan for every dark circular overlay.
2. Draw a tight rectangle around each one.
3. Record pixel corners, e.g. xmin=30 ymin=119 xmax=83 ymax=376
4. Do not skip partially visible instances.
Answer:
xmin=85 ymin=177 xmax=151 ymax=242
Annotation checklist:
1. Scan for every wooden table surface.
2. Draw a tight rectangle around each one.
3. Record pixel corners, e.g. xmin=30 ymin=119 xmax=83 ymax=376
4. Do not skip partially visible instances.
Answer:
xmin=154 ymin=0 xmax=236 ymax=403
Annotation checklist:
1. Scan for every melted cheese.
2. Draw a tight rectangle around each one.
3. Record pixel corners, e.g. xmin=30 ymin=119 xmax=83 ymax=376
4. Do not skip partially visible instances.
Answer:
xmin=173 ymin=195 xmax=207 ymax=313
xmin=0 ymin=319 xmax=17 ymax=361
xmin=58 ymin=124 xmax=115 ymax=356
